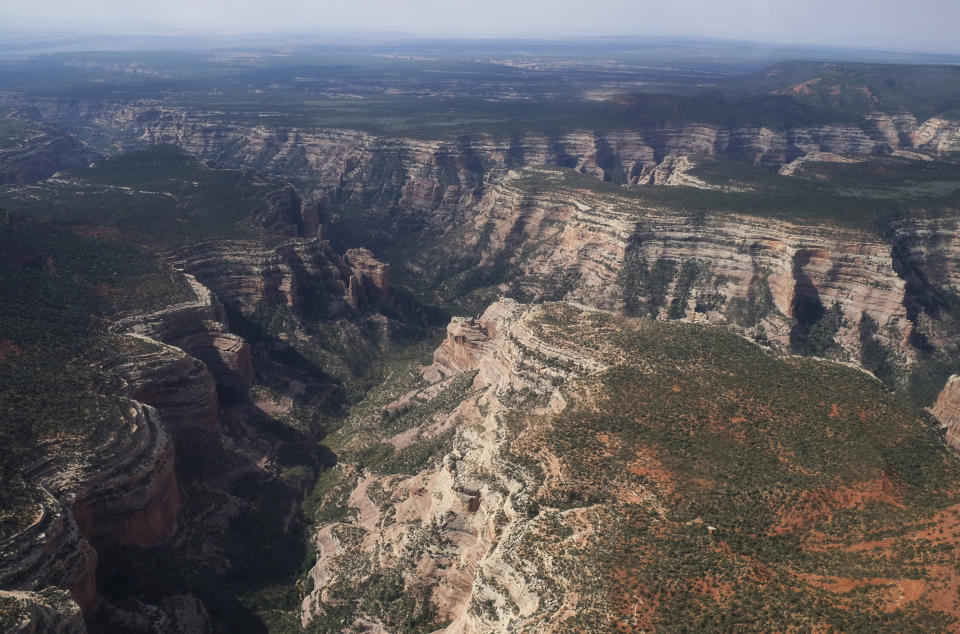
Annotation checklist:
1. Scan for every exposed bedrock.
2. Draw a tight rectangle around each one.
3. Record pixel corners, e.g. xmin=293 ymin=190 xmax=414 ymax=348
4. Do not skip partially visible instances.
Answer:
xmin=257 ymin=184 xmax=324 ymax=239
xmin=6 ymin=98 xmax=960 ymax=195
xmin=0 ymin=401 xmax=179 ymax=619
xmin=112 ymin=273 xmax=253 ymax=394
xmin=932 ymin=376 xmax=960 ymax=452
xmin=0 ymin=588 xmax=86 ymax=634
xmin=105 ymin=339 xmax=221 ymax=434
xmin=0 ymin=274 xmax=248 ymax=624
xmin=107 ymin=110 xmax=960 ymax=239
xmin=427 ymin=179 xmax=913 ymax=361
xmin=423 ymin=316 xmax=497 ymax=382
xmin=69 ymin=403 xmax=180 ymax=551
xmin=343 ymin=247 xmax=391 ymax=310
xmin=0 ymin=490 xmax=98 ymax=617
xmin=301 ymin=299 xmax=595 ymax=629
xmin=126 ymin=109 xmax=960 ymax=184
xmin=0 ymin=129 xmax=97 ymax=186
xmin=167 ymin=238 xmax=392 ymax=318
xmin=886 ymin=213 xmax=960 ymax=337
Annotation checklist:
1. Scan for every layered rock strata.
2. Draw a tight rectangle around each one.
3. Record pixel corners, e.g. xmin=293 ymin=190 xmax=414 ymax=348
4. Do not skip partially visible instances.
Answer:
xmin=932 ymin=376 xmax=960 ymax=452
xmin=0 ymin=128 xmax=97 ymax=186
xmin=0 ymin=588 xmax=86 ymax=634
xmin=303 ymin=296 xmax=960 ymax=631
xmin=6 ymin=98 xmax=960 ymax=198
xmin=167 ymin=239 xmax=391 ymax=317
xmin=127 ymin=108 xmax=960 ymax=184
xmin=301 ymin=299 xmax=610 ymax=631
xmin=69 ymin=402 xmax=181 ymax=551
xmin=104 ymin=339 xmax=221 ymax=434
xmin=0 ymin=401 xmax=179 ymax=619
xmin=428 ymin=173 xmax=913 ymax=361
xmin=112 ymin=273 xmax=253 ymax=394
xmin=343 ymin=248 xmax=390 ymax=310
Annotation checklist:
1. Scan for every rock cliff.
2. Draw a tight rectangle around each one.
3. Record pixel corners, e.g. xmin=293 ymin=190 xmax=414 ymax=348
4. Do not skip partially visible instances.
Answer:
xmin=112 ymin=273 xmax=253 ymax=395
xmin=127 ymin=107 xmax=960 ymax=182
xmin=167 ymin=238 xmax=392 ymax=319
xmin=105 ymin=339 xmax=221 ymax=434
xmin=69 ymin=402 xmax=180 ymax=550
xmin=0 ymin=272 xmax=260 ymax=626
xmin=418 ymin=172 xmax=913 ymax=365
xmin=933 ymin=375 xmax=960 ymax=452
xmin=0 ymin=401 xmax=179 ymax=619
xmin=0 ymin=126 xmax=97 ymax=186
xmin=301 ymin=299 xmax=605 ymax=630
xmin=7 ymin=97 xmax=960 ymax=196
xmin=0 ymin=588 xmax=86 ymax=634
xmin=303 ymin=298 xmax=960 ymax=631
xmin=2 ymin=79 xmax=960 ymax=631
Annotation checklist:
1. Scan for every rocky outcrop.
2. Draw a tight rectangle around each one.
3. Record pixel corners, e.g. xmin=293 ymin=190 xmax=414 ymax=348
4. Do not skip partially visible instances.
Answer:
xmin=0 ymin=489 xmax=98 ymax=616
xmin=343 ymin=248 xmax=390 ymax=310
xmin=304 ymin=295 xmax=960 ymax=631
xmin=423 ymin=317 xmax=496 ymax=382
xmin=126 ymin=107 xmax=960 ymax=182
xmin=0 ymin=273 xmax=250 ymax=623
xmin=421 ymin=172 xmax=913 ymax=362
xmin=6 ymin=97 xmax=960 ymax=199
xmin=112 ymin=273 xmax=253 ymax=394
xmin=932 ymin=376 xmax=960 ymax=452
xmin=168 ymin=239 xmax=392 ymax=317
xmin=69 ymin=402 xmax=181 ymax=550
xmin=301 ymin=300 xmax=613 ymax=630
xmin=256 ymin=185 xmax=324 ymax=238
xmin=166 ymin=242 xmax=305 ymax=315
xmin=622 ymin=212 xmax=912 ymax=358
xmin=0 ymin=127 xmax=97 ymax=186
xmin=105 ymin=339 xmax=221 ymax=434
xmin=644 ymin=153 xmax=722 ymax=188
xmin=886 ymin=212 xmax=960 ymax=331
xmin=0 ymin=401 xmax=179 ymax=617
xmin=0 ymin=588 xmax=86 ymax=634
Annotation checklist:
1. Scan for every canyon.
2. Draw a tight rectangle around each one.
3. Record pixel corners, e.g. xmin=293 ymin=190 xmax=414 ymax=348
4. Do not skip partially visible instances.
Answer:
xmin=0 ymin=124 xmax=97 ymax=186
xmin=1 ymin=49 xmax=960 ymax=633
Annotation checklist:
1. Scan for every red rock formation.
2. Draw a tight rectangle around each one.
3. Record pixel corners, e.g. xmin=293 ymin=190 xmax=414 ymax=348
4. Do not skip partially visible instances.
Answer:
xmin=0 ymin=402 xmax=179 ymax=618
xmin=169 ymin=239 xmax=393 ymax=318
xmin=112 ymin=273 xmax=253 ymax=393
xmin=423 ymin=317 xmax=493 ymax=381
xmin=343 ymin=248 xmax=390 ymax=307
xmin=72 ymin=437 xmax=179 ymax=548
xmin=108 ymin=339 xmax=221 ymax=433
xmin=170 ymin=239 xmax=352 ymax=316
xmin=0 ymin=489 xmax=101 ymax=615
xmin=932 ymin=375 xmax=960 ymax=453
xmin=70 ymin=403 xmax=180 ymax=549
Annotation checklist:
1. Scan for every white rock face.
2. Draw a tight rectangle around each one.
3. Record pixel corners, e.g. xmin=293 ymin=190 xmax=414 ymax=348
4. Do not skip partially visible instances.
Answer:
xmin=301 ymin=300 xmax=620 ymax=631
xmin=429 ymin=172 xmax=917 ymax=362
xmin=932 ymin=375 xmax=960 ymax=452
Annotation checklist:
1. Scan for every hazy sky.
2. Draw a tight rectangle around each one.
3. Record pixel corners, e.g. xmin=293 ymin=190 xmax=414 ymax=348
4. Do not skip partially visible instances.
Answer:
xmin=3 ymin=0 xmax=958 ymax=54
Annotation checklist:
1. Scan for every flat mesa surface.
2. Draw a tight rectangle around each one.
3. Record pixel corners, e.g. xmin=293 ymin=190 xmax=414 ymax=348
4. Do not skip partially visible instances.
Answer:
xmin=531 ymin=305 xmax=960 ymax=630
